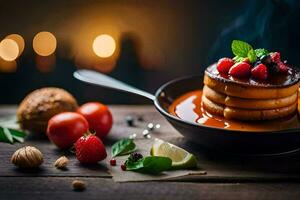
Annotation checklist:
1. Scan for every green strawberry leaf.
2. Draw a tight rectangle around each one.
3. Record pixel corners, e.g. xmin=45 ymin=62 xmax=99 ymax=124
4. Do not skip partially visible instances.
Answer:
xmin=254 ymin=48 xmax=269 ymax=58
xmin=125 ymin=156 xmax=172 ymax=174
xmin=231 ymin=40 xmax=253 ymax=57
xmin=247 ymin=49 xmax=257 ymax=63
xmin=111 ymin=138 xmax=136 ymax=157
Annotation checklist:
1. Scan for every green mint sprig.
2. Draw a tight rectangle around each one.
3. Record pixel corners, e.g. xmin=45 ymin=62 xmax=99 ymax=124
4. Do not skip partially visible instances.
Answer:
xmin=111 ymin=138 xmax=136 ymax=157
xmin=125 ymin=155 xmax=172 ymax=174
xmin=0 ymin=127 xmax=27 ymax=144
xmin=231 ymin=40 xmax=269 ymax=63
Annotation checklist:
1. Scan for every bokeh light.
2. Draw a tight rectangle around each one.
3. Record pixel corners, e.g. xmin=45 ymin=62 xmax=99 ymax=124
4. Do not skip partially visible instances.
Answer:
xmin=0 ymin=39 xmax=19 ymax=61
xmin=33 ymin=31 xmax=57 ymax=56
xmin=92 ymin=34 xmax=116 ymax=58
xmin=5 ymin=34 xmax=25 ymax=56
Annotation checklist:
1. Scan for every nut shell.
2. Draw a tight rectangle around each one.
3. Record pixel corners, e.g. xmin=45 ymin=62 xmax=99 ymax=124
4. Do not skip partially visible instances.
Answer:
xmin=11 ymin=146 xmax=43 ymax=168
xmin=17 ymin=87 xmax=78 ymax=133
xmin=54 ymin=156 xmax=69 ymax=169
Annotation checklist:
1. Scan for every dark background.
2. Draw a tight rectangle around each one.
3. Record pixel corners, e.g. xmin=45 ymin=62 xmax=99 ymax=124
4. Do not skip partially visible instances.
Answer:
xmin=0 ymin=0 xmax=299 ymax=104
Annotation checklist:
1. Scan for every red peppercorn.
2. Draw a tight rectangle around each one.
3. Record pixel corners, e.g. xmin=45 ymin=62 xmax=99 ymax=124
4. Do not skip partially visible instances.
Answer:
xmin=121 ymin=164 xmax=126 ymax=171
xmin=110 ymin=159 xmax=116 ymax=166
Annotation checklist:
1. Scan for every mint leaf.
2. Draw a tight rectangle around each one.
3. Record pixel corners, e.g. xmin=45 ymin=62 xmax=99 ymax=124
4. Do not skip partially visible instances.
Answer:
xmin=254 ymin=48 xmax=269 ymax=58
xmin=233 ymin=56 xmax=244 ymax=63
xmin=0 ymin=127 xmax=26 ymax=144
xmin=112 ymin=138 xmax=136 ymax=157
xmin=3 ymin=127 xmax=13 ymax=144
xmin=247 ymin=49 xmax=257 ymax=63
xmin=12 ymin=135 xmax=25 ymax=143
xmin=125 ymin=156 xmax=172 ymax=174
xmin=231 ymin=40 xmax=253 ymax=57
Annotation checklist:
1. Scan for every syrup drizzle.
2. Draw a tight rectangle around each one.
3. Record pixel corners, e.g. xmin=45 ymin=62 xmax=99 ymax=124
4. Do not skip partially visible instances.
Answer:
xmin=168 ymin=90 xmax=300 ymax=132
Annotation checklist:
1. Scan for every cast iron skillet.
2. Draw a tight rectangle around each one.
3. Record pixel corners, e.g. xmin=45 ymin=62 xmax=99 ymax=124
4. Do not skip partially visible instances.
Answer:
xmin=74 ymin=70 xmax=300 ymax=155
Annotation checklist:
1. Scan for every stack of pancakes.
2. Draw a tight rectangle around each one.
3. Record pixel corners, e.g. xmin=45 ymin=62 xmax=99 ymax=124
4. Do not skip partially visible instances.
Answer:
xmin=202 ymin=64 xmax=300 ymax=120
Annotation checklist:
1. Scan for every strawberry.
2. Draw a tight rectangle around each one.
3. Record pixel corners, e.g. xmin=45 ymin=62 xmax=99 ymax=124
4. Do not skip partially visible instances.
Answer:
xmin=251 ymin=64 xmax=268 ymax=80
xmin=217 ymin=58 xmax=234 ymax=74
xmin=270 ymin=52 xmax=281 ymax=63
xmin=277 ymin=62 xmax=288 ymax=73
xmin=228 ymin=62 xmax=251 ymax=78
xmin=75 ymin=133 xmax=107 ymax=164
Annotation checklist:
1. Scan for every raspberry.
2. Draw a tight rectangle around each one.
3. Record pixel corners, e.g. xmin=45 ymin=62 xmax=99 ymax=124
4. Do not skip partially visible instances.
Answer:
xmin=277 ymin=62 xmax=288 ymax=73
xmin=110 ymin=159 xmax=116 ymax=166
xmin=271 ymin=52 xmax=281 ymax=63
xmin=251 ymin=64 xmax=268 ymax=80
xmin=217 ymin=58 xmax=234 ymax=74
xmin=228 ymin=62 xmax=251 ymax=78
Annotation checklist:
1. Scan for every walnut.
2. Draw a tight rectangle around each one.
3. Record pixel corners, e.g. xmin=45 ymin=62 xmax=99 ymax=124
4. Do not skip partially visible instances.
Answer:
xmin=11 ymin=146 xmax=43 ymax=168
xmin=54 ymin=156 xmax=69 ymax=169
xmin=72 ymin=180 xmax=86 ymax=191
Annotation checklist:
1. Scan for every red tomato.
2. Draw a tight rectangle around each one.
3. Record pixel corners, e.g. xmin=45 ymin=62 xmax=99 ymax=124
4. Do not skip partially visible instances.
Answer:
xmin=46 ymin=112 xmax=89 ymax=149
xmin=77 ymin=102 xmax=113 ymax=139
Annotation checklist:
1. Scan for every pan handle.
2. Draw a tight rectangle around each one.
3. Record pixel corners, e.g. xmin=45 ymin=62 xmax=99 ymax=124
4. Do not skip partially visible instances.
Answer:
xmin=74 ymin=69 xmax=155 ymax=101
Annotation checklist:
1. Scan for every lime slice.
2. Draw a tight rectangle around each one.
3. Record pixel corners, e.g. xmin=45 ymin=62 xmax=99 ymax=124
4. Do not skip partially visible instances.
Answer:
xmin=150 ymin=138 xmax=198 ymax=169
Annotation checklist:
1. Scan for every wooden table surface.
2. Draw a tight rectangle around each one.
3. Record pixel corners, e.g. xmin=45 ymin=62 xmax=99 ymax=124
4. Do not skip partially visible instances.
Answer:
xmin=1 ymin=105 xmax=300 ymax=200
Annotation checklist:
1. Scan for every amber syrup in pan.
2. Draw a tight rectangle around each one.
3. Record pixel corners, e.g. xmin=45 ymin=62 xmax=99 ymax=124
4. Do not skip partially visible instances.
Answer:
xmin=168 ymin=90 xmax=300 ymax=132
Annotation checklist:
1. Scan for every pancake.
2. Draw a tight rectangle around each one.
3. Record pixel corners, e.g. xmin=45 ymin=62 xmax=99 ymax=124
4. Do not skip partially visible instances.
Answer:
xmin=203 ymin=85 xmax=297 ymax=110
xmin=204 ymin=64 xmax=300 ymax=99
xmin=224 ymin=103 xmax=297 ymax=120
xmin=202 ymin=95 xmax=224 ymax=116
xmin=202 ymin=94 xmax=297 ymax=120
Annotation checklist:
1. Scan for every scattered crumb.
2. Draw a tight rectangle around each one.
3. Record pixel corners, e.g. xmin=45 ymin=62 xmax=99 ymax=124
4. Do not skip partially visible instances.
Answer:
xmin=72 ymin=180 xmax=86 ymax=191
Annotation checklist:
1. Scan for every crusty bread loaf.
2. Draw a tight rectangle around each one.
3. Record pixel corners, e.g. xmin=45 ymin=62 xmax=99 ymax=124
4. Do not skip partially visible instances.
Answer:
xmin=17 ymin=87 xmax=78 ymax=133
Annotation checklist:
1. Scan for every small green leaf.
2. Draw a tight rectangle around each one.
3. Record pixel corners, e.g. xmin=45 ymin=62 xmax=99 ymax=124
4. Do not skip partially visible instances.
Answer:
xmin=3 ymin=127 xmax=13 ymax=144
xmin=247 ymin=49 xmax=257 ymax=63
xmin=0 ymin=127 xmax=26 ymax=144
xmin=231 ymin=40 xmax=253 ymax=57
xmin=0 ymin=130 xmax=10 ymax=143
xmin=233 ymin=56 xmax=244 ymax=63
xmin=254 ymin=48 xmax=269 ymax=58
xmin=125 ymin=156 xmax=172 ymax=174
xmin=12 ymin=135 xmax=25 ymax=143
xmin=112 ymin=138 xmax=136 ymax=157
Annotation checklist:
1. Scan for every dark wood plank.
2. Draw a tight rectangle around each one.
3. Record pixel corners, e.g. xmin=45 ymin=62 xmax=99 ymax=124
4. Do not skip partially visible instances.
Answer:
xmin=0 ymin=177 xmax=299 ymax=200
xmin=0 ymin=105 xmax=180 ymax=177
xmin=2 ymin=105 xmax=300 ymax=182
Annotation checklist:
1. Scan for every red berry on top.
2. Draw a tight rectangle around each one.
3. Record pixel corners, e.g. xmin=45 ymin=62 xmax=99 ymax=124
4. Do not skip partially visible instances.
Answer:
xmin=277 ymin=62 xmax=288 ymax=73
xmin=228 ymin=62 xmax=251 ymax=78
xmin=75 ymin=133 xmax=107 ymax=164
xmin=251 ymin=64 xmax=268 ymax=80
xmin=217 ymin=58 xmax=234 ymax=74
xmin=271 ymin=52 xmax=281 ymax=63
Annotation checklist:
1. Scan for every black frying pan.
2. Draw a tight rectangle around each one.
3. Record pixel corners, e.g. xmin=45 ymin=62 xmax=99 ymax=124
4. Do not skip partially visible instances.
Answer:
xmin=74 ymin=70 xmax=300 ymax=155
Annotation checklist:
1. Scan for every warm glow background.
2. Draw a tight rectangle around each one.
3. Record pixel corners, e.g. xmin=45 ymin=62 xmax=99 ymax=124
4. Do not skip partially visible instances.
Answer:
xmin=0 ymin=0 xmax=243 ymax=104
